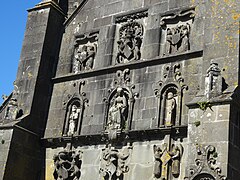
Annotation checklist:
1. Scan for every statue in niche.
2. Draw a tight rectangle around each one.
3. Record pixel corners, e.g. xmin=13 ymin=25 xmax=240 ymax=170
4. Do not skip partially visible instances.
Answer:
xmin=53 ymin=150 xmax=82 ymax=180
xmin=116 ymin=20 xmax=143 ymax=64
xmin=107 ymin=87 xmax=127 ymax=130
xmin=164 ymin=23 xmax=190 ymax=55
xmin=205 ymin=60 xmax=222 ymax=99
xmin=100 ymin=144 xmax=131 ymax=180
xmin=73 ymin=43 xmax=97 ymax=73
xmin=153 ymin=144 xmax=183 ymax=179
xmin=164 ymin=92 xmax=176 ymax=126
xmin=67 ymin=104 xmax=81 ymax=136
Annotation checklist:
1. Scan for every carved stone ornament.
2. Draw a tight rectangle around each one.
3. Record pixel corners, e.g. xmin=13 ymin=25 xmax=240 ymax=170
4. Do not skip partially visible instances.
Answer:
xmin=100 ymin=144 xmax=132 ymax=180
xmin=72 ymin=32 xmax=98 ymax=73
xmin=153 ymin=143 xmax=183 ymax=179
xmin=4 ymin=84 xmax=23 ymax=120
xmin=53 ymin=148 xmax=82 ymax=180
xmin=184 ymin=145 xmax=227 ymax=180
xmin=160 ymin=9 xmax=195 ymax=55
xmin=103 ymin=69 xmax=138 ymax=141
xmin=115 ymin=11 xmax=148 ymax=23
xmin=155 ymin=63 xmax=188 ymax=127
xmin=116 ymin=20 xmax=143 ymax=64
xmin=205 ymin=60 xmax=222 ymax=99
xmin=62 ymin=81 xmax=88 ymax=136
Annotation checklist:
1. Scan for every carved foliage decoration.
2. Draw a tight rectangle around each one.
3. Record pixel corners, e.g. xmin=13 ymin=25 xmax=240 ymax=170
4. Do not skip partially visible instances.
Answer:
xmin=153 ymin=143 xmax=183 ymax=179
xmin=104 ymin=69 xmax=138 ymax=141
xmin=184 ymin=145 xmax=227 ymax=180
xmin=115 ymin=11 xmax=148 ymax=23
xmin=205 ymin=60 xmax=222 ymax=99
xmin=72 ymin=32 xmax=98 ymax=73
xmin=155 ymin=63 xmax=187 ymax=127
xmin=53 ymin=149 xmax=82 ymax=180
xmin=116 ymin=20 xmax=144 ymax=64
xmin=63 ymin=81 xmax=88 ymax=136
xmin=160 ymin=9 xmax=195 ymax=55
xmin=100 ymin=144 xmax=132 ymax=180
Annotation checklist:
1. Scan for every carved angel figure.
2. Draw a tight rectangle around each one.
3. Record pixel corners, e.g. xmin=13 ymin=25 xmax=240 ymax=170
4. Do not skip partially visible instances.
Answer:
xmin=153 ymin=145 xmax=163 ymax=178
xmin=169 ymin=144 xmax=182 ymax=176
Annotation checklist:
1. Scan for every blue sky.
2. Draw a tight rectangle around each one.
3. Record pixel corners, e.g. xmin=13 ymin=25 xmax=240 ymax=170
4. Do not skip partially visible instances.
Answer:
xmin=0 ymin=1 xmax=40 ymax=104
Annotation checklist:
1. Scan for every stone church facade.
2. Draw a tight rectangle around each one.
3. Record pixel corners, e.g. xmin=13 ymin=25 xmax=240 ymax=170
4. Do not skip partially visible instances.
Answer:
xmin=0 ymin=0 xmax=239 ymax=179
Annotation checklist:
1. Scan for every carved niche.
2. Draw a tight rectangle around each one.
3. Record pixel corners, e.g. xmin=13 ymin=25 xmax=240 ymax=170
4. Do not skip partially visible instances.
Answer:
xmin=115 ymin=11 xmax=147 ymax=64
xmin=153 ymin=143 xmax=183 ymax=179
xmin=72 ymin=32 xmax=98 ymax=73
xmin=53 ymin=148 xmax=83 ymax=180
xmin=160 ymin=9 xmax=195 ymax=56
xmin=62 ymin=81 xmax=88 ymax=136
xmin=205 ymin=60 xmax=222 ymax=99
xmin=184 ymin=145 xmax=227 ymax=180
xmin=155 ymin=63 xmax=188 ymax=127
xmin=103 ymin=69 xmax=138 ymax=141
xmin=100 ymin=144 xmax=132 ymax=180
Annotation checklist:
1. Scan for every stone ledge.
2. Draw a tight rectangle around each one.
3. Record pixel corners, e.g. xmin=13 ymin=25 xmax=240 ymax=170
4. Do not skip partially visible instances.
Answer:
xmin=53 ymin=50 xmax=203 ymax=84
xmin=41 ymin=125 xmax=187 ymax=147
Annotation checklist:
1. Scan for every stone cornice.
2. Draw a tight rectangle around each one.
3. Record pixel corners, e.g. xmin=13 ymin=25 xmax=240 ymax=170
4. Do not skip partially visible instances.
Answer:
xmin=27 ymin=0 xmax=66 ymax=17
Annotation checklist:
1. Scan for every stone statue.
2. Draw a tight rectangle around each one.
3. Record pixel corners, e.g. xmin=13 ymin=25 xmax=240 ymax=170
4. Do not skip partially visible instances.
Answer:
xmin=164 ymin=92 xmax=176 ymax=126
xmin=179 ymin=24 xmax=190 ymax=52
xmin=73 ymin=43 xmax=97 ymax=73
xmin=68 ymin=105 xmax=80 ymax=136
xmin=153 ymin=145 xmax=163 ymax=178
xmin=205 ymin=60 xmax=222 ymax=98
xmin=169 ymin=144 xmax=181 ymax=176
xmin=107 ymin=87 xmax=127 ymax=130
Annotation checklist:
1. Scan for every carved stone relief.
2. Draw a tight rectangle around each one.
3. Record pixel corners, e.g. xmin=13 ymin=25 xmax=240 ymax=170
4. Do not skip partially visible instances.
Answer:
xmin=100 ymin=144 xmax=132 ymax=180
xmin=184 ymin=145 xmax=227 ymax=180
xmin=155 ymin=63 xmax=188 ymax=127
xmin=63 ymin=81 xmax=88 ymax=136
xmin=114 ymin=11 xmax=148 ymax=65
xmin=116 ymin=20 xmax=143 ymax=64
xmin=72 ymin=32 xmax=98 ymax=73
xmin=153 ymin=143 xmax=183 ymax=179
xmin=53 ymin=147 xmax=82 ymax=180
xmin=160 ymin=9 xmax=195 ymax=56
xmin=205 ymin=60 xmax=222 ymax=99
xmin=103 ymin=69 xmax=138 ymax=141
